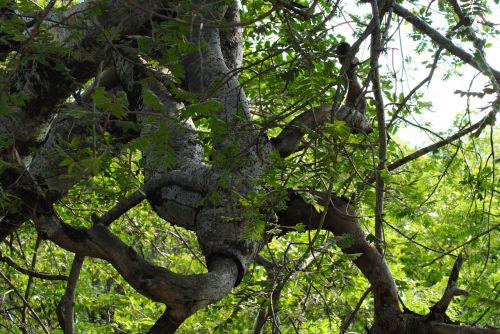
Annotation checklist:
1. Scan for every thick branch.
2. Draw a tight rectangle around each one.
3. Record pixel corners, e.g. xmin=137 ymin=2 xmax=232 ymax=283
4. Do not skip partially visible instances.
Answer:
xmin=35 ymin=213 xmax=239 ymax=319
xmin=180 ymin=2 xmax=271 ymax=285
xmin=277 ymin=193 xmax=498 ymax=333
xmin=271 ymin=105 xmax=332 ymax=157
xmin=276 ymin=192 xmax=402 ymax=331
xmin=57 ymin=254 xmax=84 ymax=334
xmin=220 ymin=2 xmax=243 ymax=72
xmin=0 ymin=95 xmax=135 ymax=241
xmin=148 ymin=309 xmax=186 ymax=334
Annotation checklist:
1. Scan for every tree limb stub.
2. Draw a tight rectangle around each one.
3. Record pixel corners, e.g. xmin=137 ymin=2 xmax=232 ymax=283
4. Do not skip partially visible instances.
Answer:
xmin=271 ymin=105 xmax=332 ymax=157
xmin=429 ymin=254 xmax=469 ymax=322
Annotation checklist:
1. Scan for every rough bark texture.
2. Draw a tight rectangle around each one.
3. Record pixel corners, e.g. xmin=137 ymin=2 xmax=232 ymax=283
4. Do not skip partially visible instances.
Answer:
xmin=0 ymin=0 xmax=498 ymax=333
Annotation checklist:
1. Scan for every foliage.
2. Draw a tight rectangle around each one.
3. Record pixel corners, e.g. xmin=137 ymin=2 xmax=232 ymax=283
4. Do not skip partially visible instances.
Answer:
xmin=0 ymin=0 xmax=498 ymax=333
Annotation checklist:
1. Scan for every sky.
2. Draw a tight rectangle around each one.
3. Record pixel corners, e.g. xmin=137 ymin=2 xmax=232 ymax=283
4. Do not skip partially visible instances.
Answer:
xmin=390 ymin=39 xmax=499 ymax=145
xmin=381 ymin=5 xmax=500 ymax=145
xmin=336 ymin=0 xmax=499 ymax=146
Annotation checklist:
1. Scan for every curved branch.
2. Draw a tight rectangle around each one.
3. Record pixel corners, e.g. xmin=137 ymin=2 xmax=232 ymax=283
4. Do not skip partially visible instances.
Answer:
xmin=277 ymin=191 xmax=499 ymax=333
xmin=271 ymin=105 xmax=332 ymax=157
xmin=180 ymin=2 xmax=272 ymax=285
xmin=0 ymin=252 xmax=68 ymax=281
xmin=92 ymin=169 xmax=213 ymax=227
xmin=35 ymin=213 xmax=239 ymax=322
xmin=276 ymin=192 xmax=402 ymax=331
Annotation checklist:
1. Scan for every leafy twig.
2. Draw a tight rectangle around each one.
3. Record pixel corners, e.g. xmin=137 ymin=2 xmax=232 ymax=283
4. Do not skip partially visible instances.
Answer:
xmin=0 ymin=252 xmax=67 ymax=281
xmin=0 ymin=270 xmax=50 ymax=334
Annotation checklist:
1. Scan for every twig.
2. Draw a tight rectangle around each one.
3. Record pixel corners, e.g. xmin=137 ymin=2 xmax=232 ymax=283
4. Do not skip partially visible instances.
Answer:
xmin=341 ymin=288 xmax=371 ymax=334
xmin=0 ymin=252 xmax=68 ymax=281
xmin=392 ymin=3 xmax=500 ymax=82
xmin=0 ymin=270 xmax=51 ymax=334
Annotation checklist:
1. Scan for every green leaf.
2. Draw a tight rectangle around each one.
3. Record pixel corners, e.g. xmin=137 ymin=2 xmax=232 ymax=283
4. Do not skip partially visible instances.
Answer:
xmin=143 ymin=88 xmax=164 ymax=112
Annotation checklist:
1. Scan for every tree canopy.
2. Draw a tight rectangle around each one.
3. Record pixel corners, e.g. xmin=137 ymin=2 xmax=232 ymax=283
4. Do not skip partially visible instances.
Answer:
xmin=0 ymin=0 xmax=498 ymax=333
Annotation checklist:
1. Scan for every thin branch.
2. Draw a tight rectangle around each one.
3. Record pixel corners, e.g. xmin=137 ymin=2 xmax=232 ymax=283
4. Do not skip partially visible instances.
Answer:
xmin=387 ymin=113 xmax=491 ymax=172
xmin=18 ymin=0 xmax=58 ymax=52
xmin=253 ymin=255 xmax=279 ymax=334
xmin=446 ymin=0 xmax=470 ymax=27
xmin=91 ymin=171 xmax=208 ymax=226
xmin=0 ymin=270 xmax=51 ymax=334
xmin=0 ymin=252 xmax=68 ymax=281
xmin=387 ymin=47 xmax=443 ymax=131
xmin=392 ymin=3 xmax=500 ymax=82
xmin=22 ymin=236 xmax=41 ymax=333
xmin=341 ymin=288 xmax=371 ymax=334
xmin=364 ymin=109 xmax=498 ymax=185
xmin=385 ymin=220 xmax=451 ymax=255
xmin=422 ymin=223 xmax=499 ymax=267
